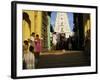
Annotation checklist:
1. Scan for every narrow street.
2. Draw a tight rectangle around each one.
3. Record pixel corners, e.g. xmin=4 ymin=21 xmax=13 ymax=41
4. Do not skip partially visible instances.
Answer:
xmin=36 ymin=50 xmax=90 ymax=69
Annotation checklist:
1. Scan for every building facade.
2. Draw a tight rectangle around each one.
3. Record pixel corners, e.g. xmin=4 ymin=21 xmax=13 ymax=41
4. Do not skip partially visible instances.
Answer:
xmin=73 ymin=13 xmax=91 ymax=50
xmin=41 ymin=12 xmax=49 ymax=51
xmin=22 ymin=11 xmax=50 ymax=51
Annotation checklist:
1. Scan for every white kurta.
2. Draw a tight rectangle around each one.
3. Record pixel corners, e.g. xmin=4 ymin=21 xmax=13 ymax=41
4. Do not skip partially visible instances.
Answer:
xmin=24 ymin=52 xmax=35 ymax=69
xmin=52 ymin=34 xmax=57 ymax=46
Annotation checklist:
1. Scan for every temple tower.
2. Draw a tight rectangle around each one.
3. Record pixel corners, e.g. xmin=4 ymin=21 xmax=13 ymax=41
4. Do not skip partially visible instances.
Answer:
xmin=54 ymin=12 xmax=73 ymax=38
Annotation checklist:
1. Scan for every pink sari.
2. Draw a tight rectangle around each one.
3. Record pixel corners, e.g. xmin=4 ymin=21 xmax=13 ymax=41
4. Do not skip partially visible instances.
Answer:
xmin=34 ymin=39 xmax=41 ymax=52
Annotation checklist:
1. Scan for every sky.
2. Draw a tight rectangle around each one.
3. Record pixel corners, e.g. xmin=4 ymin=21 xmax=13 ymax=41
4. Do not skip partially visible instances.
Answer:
xmin=50 ymin=12 xmax=74 ymax=32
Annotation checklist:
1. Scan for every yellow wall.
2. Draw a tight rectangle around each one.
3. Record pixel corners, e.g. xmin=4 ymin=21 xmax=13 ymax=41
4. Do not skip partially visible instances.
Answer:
xmin=83 ymin=15 xmax=91 ymax=37
xmin=22 ymin=11 xmax=42 ymax=41
xmin=22 ymin=20 xmax=30 ymax=41
xmin=35 ymin=11 xmax=42 ymax=38
xmin=24 ymin=11 xmax=35 ymax=33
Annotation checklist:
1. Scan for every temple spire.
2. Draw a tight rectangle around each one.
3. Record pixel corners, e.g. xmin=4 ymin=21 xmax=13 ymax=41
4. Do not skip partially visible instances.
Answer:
xmin=54 ymin=12 xmax=73 ymax=38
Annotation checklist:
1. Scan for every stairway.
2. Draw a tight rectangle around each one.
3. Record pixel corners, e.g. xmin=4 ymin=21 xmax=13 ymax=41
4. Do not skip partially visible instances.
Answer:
xmin=36 ymin=51 xmax=90 ymax=69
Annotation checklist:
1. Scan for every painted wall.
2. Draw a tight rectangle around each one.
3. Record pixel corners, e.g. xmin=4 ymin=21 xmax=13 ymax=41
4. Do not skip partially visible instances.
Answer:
xmin=83 ymin=14 xmax=91 ymax=37
xmin=22 ymin=20 xmax=30 ymax=41
xmin=35 ymin=11 xmax=42 ymax=37
xmin=22 ymin=11 xmax=42 ymax=41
